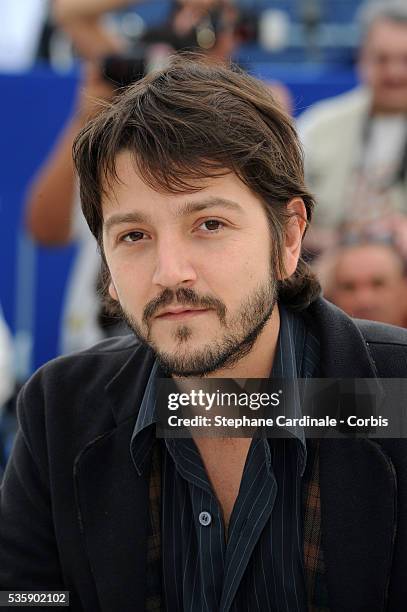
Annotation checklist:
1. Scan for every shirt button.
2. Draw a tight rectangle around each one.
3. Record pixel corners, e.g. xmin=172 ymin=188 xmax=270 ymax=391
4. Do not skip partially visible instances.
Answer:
xmin=199 ymin=511 xmax=212 ymax=527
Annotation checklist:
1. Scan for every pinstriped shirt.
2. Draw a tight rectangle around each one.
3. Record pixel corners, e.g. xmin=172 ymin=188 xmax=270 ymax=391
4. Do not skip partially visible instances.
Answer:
xmin=130 ymin=305 xmax=320 ymax=611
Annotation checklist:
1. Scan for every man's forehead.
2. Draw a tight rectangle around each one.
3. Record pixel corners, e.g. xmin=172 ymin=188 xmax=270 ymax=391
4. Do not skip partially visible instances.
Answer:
xmin=103 ymin=149 xmax=233 ymax=192
xmin=101 ymin=151 xmax=261 ymax=225
xmin=104 ymin=150 xmax=224 ymax=194
xmin=364 ymin=18 xmax=407 ymax=50
xmin=337 ymin=245 xmax=404 ymax=278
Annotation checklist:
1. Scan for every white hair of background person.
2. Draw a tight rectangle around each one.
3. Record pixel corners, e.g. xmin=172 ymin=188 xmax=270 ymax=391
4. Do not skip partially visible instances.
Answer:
xmin=0 ymin=306 xmax=14 ymax=409
xmin=357 ymin=0 xmax=407 ymax=40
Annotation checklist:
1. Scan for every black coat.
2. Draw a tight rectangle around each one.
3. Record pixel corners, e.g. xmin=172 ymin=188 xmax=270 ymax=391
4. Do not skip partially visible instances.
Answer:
xmin=1 ymin=298 xmax=407 ymax=612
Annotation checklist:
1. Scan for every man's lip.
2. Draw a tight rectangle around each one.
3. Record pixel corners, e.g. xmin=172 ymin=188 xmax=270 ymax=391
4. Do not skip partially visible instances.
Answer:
xmin=155 ymin=308 xmax=210 ymax=320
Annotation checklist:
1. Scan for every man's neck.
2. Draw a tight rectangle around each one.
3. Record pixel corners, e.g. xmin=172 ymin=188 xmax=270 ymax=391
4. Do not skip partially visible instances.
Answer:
xmin=370 ymin=104 xmax=407 ymax=117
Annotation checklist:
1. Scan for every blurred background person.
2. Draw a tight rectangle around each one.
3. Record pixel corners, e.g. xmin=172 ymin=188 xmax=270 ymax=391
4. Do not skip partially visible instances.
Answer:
xmin=299 ymin=1 xmax=407 ymax=256
xmin=315 ymin=239 xmax=407 ymax=327
xmin=53 ymin=0 xmax=242 ymax=64
xmin=26 ymin=64 xmax=119 ymax=354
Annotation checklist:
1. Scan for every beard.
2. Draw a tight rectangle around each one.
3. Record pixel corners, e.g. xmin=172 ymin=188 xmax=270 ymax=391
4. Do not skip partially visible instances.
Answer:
xmin=119 ymin=277 xmax=277 ymax=377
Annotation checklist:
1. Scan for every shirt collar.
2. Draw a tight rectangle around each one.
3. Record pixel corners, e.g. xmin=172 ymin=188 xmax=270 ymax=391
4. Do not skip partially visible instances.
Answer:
xmin=271 ymin=304 xmax=307 ymax=449
xmin=130 ymin=360 xmax=160 ymax=475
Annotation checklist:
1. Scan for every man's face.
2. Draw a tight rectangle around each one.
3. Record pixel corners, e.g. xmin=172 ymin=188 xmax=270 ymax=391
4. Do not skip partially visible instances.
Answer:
xmin=102 ymin=152 xmax=284 ymax=376
xmin=332 ymin=244 xmax=407 ymax=327
xmin=359 ymin=19 xmax=407 ymax=113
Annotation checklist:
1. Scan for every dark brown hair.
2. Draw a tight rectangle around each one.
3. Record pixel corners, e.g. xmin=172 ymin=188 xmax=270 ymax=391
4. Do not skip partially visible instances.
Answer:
xmin=73 ymin=54 xmax=320 ymax=311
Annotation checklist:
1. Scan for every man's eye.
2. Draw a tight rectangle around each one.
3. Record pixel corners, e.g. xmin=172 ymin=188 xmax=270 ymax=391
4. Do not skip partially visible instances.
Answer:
xmin=121 ymin=231 xmax=145 ymax=243
xmin=198 ymin=219 xmax=224 ymax=232
xmin=372 ymin=278 xmax=385 ymax=288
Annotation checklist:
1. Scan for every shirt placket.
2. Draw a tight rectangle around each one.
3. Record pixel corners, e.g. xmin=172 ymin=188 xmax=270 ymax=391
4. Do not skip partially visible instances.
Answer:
xmin=220 ymin=438 xmax=277 ymax=612
xmin=165 ymin=438 xmax=226 ymax=611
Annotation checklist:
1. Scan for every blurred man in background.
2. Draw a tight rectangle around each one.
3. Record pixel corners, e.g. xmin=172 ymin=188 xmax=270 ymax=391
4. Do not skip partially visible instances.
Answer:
xmin=315 ymin=240 xmax=407 ymax=326
xmin=299 ymin=1 xmax=407 ymax=255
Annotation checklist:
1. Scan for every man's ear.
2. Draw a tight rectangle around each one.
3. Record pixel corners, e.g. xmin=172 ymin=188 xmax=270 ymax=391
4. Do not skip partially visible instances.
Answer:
xmin=108 ymin=280 xmax=119 ymax=301
xmin=282 ymin=198 xmax=307 ymax=279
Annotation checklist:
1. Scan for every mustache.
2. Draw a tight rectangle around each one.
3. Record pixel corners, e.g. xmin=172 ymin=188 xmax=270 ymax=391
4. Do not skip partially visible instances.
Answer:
xmin=142 ymin=288 xmax=226 ymax=324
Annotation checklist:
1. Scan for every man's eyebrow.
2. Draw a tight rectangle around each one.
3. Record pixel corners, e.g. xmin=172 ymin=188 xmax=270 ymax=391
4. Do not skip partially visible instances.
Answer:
xmin=104 ymin=212 xmax=151 ymax=234
xmin=103 ymin=197 xmax=244 ymax=234
xmin=174 ymin=197 xmax=244 ymax=217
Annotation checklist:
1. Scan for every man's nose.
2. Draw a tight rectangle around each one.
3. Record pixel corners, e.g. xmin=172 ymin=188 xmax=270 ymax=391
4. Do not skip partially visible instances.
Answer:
xmin=151 ymin=236 xmax=197 ymax=289
xmin=384 ymin=57 xmax=407 ymax=81
xmin=354 ymin=286 xmax=376 ymax=308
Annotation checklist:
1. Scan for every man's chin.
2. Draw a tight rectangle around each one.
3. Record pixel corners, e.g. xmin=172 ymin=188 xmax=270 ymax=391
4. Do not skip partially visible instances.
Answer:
xmin=148 ymin=332 xmax=240 ymax=376
xmin=150 ymin=332 xmax=259 ymax=377
xmin=160 ymin=343 xmax=213 ymax=361
xmin=148 ymin=328 xmax=208 ymax=352
xmin=374 ymin=93 xmax=407 ymax=113
xmin=153 ymin=349 xmax=220 ymax=377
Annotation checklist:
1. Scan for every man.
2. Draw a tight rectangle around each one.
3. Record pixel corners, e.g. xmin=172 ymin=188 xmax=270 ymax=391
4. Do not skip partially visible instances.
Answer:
xmin=1 ymin=56 xmax=407 ymax=611
xmin=298 ymin=1 xmax=407 ymax=254
xmin=317 ymin=240 xmax=407 ymax=327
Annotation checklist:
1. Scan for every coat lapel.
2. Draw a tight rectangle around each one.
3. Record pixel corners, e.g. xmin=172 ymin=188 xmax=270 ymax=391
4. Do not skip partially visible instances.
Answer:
xmin=307 ymin=299 xmax=397 ymax=611
xmin=74 ymin=419 xmax=151 ymax=612
xmin=319 ymin=438 xmax=396 ymax=612
xmin=74 ymin=344 xmax=156 ymax=612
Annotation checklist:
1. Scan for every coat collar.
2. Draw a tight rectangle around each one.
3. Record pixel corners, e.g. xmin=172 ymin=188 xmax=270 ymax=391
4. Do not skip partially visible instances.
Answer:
xmin=74 ymin=298 xmax=396 ymax=612
xmin=104 ymin=342 xmax=156 ymax=426
xmin=305 ymin=297 xmax=379 ymax=378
